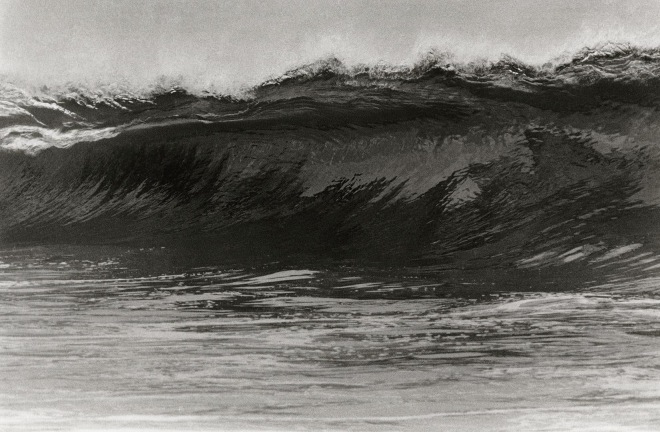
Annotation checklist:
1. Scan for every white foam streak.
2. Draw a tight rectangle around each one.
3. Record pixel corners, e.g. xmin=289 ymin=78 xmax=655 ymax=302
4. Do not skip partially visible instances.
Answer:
xmin=592 ymin=244 xmax=643 ymax=263
xmin=0 ymin=101 xmax=41 ymax=123
xmin=0 ymin=125 xmax=121 ymax=155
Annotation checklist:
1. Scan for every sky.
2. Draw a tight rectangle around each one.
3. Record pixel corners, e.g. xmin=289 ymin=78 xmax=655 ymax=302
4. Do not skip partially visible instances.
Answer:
xmin=1 ymin=0 xmax=659 ymax=89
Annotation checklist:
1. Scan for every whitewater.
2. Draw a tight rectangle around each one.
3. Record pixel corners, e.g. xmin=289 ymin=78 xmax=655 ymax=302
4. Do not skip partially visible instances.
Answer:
xmin=2 ymin=43 xmax=660 ymax=431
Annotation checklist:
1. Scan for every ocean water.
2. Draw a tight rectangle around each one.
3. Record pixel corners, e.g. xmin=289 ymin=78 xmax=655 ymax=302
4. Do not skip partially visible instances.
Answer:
xmin=2 ymin=44 xmax=660 ymax=431
xmin=2 ymin=249 xmax=660 ymax=431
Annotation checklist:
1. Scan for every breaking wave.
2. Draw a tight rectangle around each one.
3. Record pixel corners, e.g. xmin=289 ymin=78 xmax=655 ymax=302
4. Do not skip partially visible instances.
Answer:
xmin=1 ymin=43 xmax=660 ymax=283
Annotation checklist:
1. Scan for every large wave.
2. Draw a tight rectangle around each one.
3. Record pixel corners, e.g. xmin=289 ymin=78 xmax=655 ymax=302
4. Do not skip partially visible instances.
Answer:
xmin=1 ymin=43 xmax=660 ymax=281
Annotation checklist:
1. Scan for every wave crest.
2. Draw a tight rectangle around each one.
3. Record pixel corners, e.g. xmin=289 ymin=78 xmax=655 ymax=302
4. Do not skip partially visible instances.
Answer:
xmin=1 ymin=43 xmax=659 ymax=106
xmin=0 ymin=42 xmax=659 ymax=156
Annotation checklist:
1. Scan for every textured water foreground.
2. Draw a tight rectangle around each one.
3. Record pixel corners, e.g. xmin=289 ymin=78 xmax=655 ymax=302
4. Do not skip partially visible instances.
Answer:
xmin=2 ymin=248 xmax=660 ymax=431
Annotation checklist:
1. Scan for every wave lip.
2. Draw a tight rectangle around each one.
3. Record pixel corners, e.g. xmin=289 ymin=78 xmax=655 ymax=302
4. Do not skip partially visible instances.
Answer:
xmin=0 ymin=43 xmax=658 ymax=155
xmin=2 ymin=43 xmax=659 ymax=108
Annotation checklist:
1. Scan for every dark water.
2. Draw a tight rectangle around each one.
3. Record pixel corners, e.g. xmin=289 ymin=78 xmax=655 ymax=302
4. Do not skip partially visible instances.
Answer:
xmin=2 ymin=44 xmax=660 ymax=430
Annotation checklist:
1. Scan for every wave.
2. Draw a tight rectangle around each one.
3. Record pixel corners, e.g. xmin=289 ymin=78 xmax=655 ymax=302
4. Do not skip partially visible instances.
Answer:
xmin=1 ymin=43 xmax=660 ymax=281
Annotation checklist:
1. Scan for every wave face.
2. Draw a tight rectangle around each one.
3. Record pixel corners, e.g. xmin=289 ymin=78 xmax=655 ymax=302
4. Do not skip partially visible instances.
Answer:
xmin=2 ymin=44 xmax=660 ymax=283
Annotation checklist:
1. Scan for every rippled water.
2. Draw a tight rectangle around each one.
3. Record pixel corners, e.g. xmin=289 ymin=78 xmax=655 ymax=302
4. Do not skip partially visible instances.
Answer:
xmin=2 ymin=248 xmax=660 ymax=431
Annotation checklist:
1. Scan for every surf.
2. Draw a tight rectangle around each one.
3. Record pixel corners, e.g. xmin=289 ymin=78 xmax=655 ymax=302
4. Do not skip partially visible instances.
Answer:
xmin=0 ymin=43 xmax=659 ymax=283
